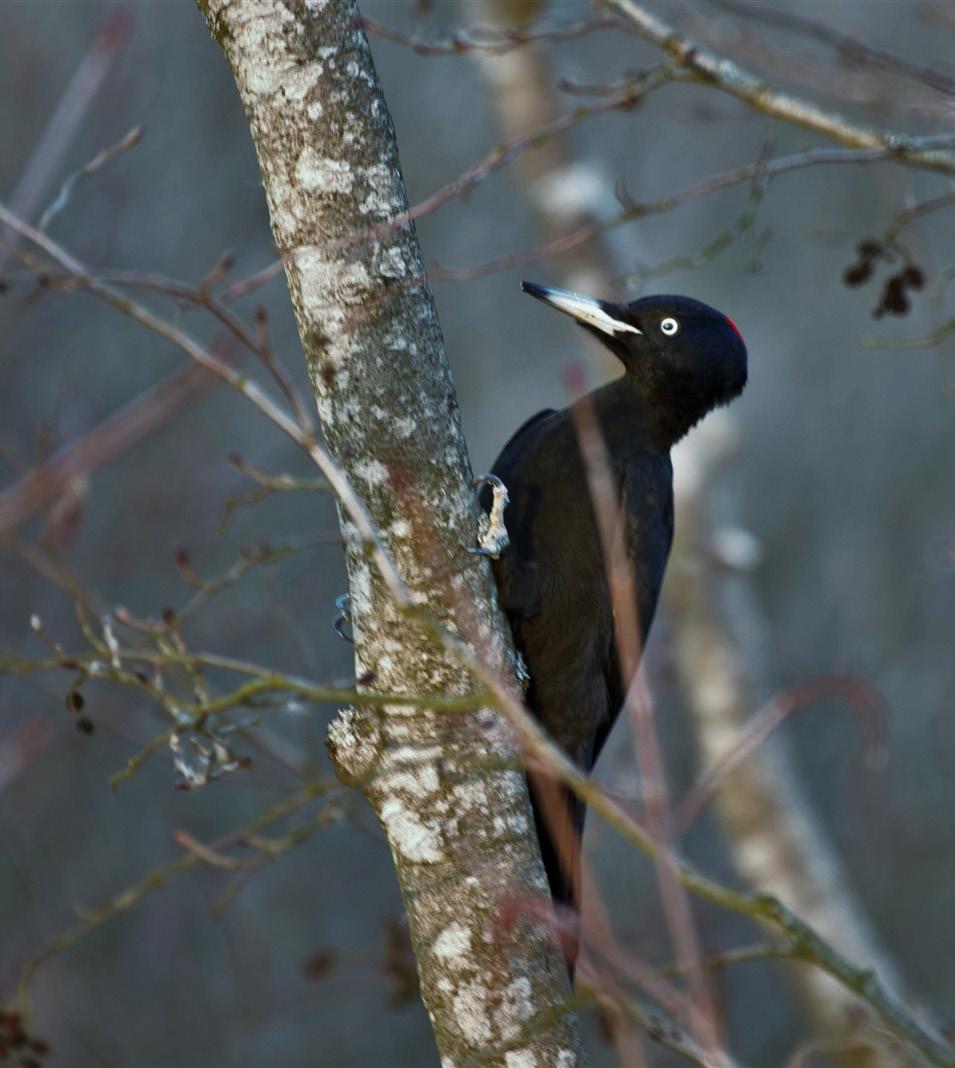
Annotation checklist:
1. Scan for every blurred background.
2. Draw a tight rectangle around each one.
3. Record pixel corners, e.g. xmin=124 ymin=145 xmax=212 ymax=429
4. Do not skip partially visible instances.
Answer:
xmin=1 ymin=1 xmax=954 ymax=1065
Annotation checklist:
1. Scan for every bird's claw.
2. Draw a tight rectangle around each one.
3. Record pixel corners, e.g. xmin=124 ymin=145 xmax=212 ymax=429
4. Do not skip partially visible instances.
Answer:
xmin=468 ymin=474 xmax=510 ymax=559
xmin=332 ymin=592 xmax=353 ymax=643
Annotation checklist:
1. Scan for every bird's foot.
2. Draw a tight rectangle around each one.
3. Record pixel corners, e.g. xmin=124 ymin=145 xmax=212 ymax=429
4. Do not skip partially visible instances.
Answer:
xmin=513 ymin=649 xmax=530 ymax=687
xmin=332 ymin=592 xmax=353 ymax=643
xmin=468 ymin=474 xmax=510 ymax=559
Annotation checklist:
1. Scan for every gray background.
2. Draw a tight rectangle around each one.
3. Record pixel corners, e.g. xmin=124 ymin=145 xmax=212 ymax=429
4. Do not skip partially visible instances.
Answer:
xmin=1 ymin=1 xmax=953 ymax=1065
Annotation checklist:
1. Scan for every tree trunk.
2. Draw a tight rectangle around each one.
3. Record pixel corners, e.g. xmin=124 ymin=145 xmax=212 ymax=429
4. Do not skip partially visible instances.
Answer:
xmin=196 ymin=2 xmax=579 ymax=1064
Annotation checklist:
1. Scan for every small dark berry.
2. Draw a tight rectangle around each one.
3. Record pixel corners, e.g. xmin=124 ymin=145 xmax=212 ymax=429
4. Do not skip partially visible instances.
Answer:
xmin=66 ymin=690 xmax=85 ymax=713
xmin=877 ymin=277 xmax=909 ymax=316
xmin=302 ymin=949 xmax=337 ymax=980
xmin=902 ymin=265 xmax=925 ymax=289
xmin=76 ymin=717 xmax=95 ymax=735
xmin=843 ymin=262 xmax=872 ymax=287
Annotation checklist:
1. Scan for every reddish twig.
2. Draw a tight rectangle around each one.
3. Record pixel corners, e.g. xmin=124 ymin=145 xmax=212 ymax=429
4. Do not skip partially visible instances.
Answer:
xmin=674 ymin=676 xmax=888 ymax=833
xmin=219 ymin=257 xmax=287 ymax=303
xmin=565 ymin=370 xmax=726 ymax=1065
xmin=0 ymin=358 xmax=222 ymax=531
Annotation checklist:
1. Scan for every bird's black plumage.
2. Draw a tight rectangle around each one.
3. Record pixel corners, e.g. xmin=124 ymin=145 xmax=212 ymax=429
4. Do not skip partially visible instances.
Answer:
xmin=484 ymin=282 xmax=747 ymax=923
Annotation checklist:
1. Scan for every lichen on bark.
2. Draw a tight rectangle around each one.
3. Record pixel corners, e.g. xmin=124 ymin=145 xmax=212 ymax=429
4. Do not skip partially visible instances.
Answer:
xmin=196 ymin=1 xmax=579 ymax=1063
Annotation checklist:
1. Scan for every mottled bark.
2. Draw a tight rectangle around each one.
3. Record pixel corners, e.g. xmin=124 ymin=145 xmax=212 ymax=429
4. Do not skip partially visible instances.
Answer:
xmin=196 ymin=2 xmax=578 ymax=1064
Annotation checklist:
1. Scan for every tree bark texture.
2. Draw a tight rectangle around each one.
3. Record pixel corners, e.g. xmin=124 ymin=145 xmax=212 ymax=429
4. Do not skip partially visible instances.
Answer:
xmin=197 ymin=2 xmax=579 ymax=1065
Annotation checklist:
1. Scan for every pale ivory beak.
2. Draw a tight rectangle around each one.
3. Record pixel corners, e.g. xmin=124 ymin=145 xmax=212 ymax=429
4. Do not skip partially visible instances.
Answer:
xmin=521 ymin=281 xmax=642 ymax=337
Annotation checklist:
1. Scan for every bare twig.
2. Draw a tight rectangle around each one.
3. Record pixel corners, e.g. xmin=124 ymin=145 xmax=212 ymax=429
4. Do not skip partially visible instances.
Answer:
xmin=431 ymin=146 xmax=902 ymax=283
xmin=863 ymin=318 xmax=955 ymax=349
xmin=334 ymin=64 xmax=674 ymax=254
xmin=0 ymin=9 xmax=131 ymax=271
xmin=886 ymin=192 xmax=955 ymax=242
xmin=674 ymin=676 xmax=888 ymax=832
xmin=219 ymin=257 xmax=286 ymax=303
xmin=0 ymin=202 xmax=409 ymax=608
xmin=0 ymin=360 xmax=219 ymax=531
xmin=361 ymin=13 xmax=624 ymax=57
xmin=14 ymin=781 xmax=333 ymax=1010
xmin=713 ymin=0 xmax=955 ymax=98
xmin=39 ymin=126 xmax=144 ymax=232
xmin=217 ymin=456 xmax=329 ymax=535
xmin=601 ymin=0 xmax=955 ymax=175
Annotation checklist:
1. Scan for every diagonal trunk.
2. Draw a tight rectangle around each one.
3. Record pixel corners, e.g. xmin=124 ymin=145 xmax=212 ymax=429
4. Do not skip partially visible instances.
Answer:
xmin=196 ymin=2 xmax=579 ymax=1064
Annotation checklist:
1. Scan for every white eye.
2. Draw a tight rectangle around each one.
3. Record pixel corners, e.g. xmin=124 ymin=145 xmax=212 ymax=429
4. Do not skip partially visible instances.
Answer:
xmin=660 ymin=317 xmax=679 ymax=336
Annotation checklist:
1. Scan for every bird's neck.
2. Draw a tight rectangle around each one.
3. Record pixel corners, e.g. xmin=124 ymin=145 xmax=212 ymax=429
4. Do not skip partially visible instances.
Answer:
xmin=589 ymin=373 xmax=687 ymax=453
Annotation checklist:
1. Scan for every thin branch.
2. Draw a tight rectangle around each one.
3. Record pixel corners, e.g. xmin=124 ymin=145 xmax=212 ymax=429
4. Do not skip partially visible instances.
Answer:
xmin=713 ymin=0 xmax=955 ymax=99
xmin=674 ymin=676 xmax=887 ymax=832
xmin=38 ymin=126 xmax=144 ymax=232
xmin=0 ymin=9 xmax=131 ymax=272
xmin=601 ymin=0 xmax=955 ymax=175
xmin=0 ymin=360 xmax=219 ymax=531
xmin=99 ymin=268 xmax=315 ymax=434
xmin=361 ymin=13 xmax=624 ymax=56
xmin=656 ymin=940 xmax=798 ymax=980
xmin=886 ymin=191 xmax=955 ymax=242
xmin=219 ymin=257 xmax=286 ymax=303
xmin=0 ymin=202 xmax=408 ymax=607
xmin=14 ymin=782 xmax=332 ymax=1010
xmin=862 ymin=318 xmax=955 ymax=349
xmin=431 ymin=146 xmax=899 ymax=283
xmin=96 ymin=268 xmax=264 ymax=355
xmin=333 ymin=64 xmax=674 ymax=253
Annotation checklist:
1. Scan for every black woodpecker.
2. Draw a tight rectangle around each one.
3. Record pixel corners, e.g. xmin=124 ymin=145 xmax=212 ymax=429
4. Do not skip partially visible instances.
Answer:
xmin=482 ymin=281 xmax=748 ymax=928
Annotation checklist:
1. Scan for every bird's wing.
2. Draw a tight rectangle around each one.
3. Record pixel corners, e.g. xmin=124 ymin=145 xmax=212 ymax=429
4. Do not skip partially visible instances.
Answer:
xmin=483 ymin=409 xmax=559 ymax=620
xmin=600 ymin=451 xmax=675 ymax=764
xmin=492 ymin=408 xmax=558 ymax=466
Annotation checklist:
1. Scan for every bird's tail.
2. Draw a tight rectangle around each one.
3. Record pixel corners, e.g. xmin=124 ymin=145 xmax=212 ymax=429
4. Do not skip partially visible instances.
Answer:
xmin=528 ymin=774 xmax=586 ymax=975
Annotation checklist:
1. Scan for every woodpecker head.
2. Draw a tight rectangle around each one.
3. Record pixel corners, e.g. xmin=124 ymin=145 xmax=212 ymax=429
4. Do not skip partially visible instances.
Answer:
xmin=522 ymin=281 xmax=747 ymax=440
